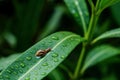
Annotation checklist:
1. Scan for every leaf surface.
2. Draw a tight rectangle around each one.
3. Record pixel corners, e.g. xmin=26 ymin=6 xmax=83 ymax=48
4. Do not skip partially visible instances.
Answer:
xmin=0 ymin=31 xmax=84 ymax=80
xmin=0 ymin=54 xmax=20 ymax=73
xmin=64 ymin=0 xmax=89 ymax=33
xmin=92 ymin=28 xmax=120 ymax=43
xmin=99 ymin=0 xmax=120 ymax=11
xmin=81 ymin=45 xmax=120 ymax=73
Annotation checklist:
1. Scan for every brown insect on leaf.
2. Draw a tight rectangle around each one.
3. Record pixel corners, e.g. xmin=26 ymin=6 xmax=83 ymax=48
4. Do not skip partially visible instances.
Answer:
xmin=35 ymin=48 xmax=51 ymax=57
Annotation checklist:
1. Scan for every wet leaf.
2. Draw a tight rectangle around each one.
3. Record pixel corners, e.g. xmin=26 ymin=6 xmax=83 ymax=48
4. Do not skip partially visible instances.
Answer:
xmin=64 ymin=0 xmax=89 ymax=33
xmin=0 ymin=31 xmax=84 ymax=80
xmin=81 ymin=45 xmax=120 ymax=73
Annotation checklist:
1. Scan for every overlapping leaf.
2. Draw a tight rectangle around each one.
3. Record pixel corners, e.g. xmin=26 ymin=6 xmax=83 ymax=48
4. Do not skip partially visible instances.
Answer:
xmin=99 ymin=0 xmax=120 ymax=11
xmin=92 ymin=28 xmax=120 ymax=43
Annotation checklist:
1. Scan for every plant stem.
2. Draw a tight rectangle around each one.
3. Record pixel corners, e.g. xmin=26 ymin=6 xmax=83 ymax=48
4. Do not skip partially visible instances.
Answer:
xmin=86 ymin=0 xmax=100 ymax=42
xmin=73 ymin=43 xmax=86 ymax=80
xmin=72 ymin=0 xmax=102 ymax=79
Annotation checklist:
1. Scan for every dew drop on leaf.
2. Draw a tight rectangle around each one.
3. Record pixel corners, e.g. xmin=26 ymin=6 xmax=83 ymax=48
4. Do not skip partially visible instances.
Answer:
xmin=42 ymin=62 xmax=48 ymax=66
xmin=52 ymin=36 xmax=59 ymax=40
xmin=19 ymin=69 xmax=23 ymax=73
xmin=13 ymin=71 xmax=18 ymax=75
xmin=7 ymin=70 xmax=11 ymax=74
xmin=53 ymin=58 xmax=59 ymax=62
xmin=41 ymin=72 xmax=46 ymax=75
xmin=36 ymin=56 xmax=41 ymax=59
xmin=61 ymin=56 xmax=65 ymax=59
xmin=15 ymin=65 xmax=19 ymax=68
xmin=10 ymin=66 xmax=14 ymax=69
xmin=26 ymin=56 xmax=32 ymax=61
xmin=20 ymin=63 xmax=25 ymax=68
xmin=25 ymin=77 xmax=30 ymax=80
xmin=52 ymin=53 xmax=58 ymax=57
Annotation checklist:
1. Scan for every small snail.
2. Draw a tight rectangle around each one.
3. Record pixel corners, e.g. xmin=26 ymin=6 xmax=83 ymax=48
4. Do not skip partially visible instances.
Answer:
xmin=35 ymin=48 xmax=51 ymax=57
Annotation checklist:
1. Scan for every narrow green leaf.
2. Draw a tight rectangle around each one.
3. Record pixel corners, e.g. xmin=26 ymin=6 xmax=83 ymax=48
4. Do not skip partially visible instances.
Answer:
xmin=64 ymin=0 xmax=89 ymax=34
xmin=92 ymin=28 xmax=120 ymax=44
xmin=0 ymin=31 xmax=84 ymax=80
xmin=81 ymin=45 xmax=120 ymax=73
xmin=0 ymin=54 xmax=20 ymax=73
xmin=99 ymin=0 xmax=120 ymax=11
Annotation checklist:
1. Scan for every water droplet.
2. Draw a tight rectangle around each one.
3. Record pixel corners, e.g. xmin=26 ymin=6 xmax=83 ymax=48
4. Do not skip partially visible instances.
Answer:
xmin=36 ymin=56 xmax=41 ymax=59
xmin=20 ymin=62 xmax=25 ymax=68
xmin=53 ymin=58 xmax=59 ymax=62
xmin=52 ymin=53 xmax=58 ymax=57
xmin=42 ymin=63 xmax=48 ymax=66
xmin=41 ymin=72 xmax=46 ymax=75
xmin=26 ymin=56 xmax=32 ymax=61
xmin=19 ymin=70 xmax=23 ymax=73
xmin=13 ymin=71 xmax=18 ymax=75
xmin=61 ymin=56 xmax=65 ymax=59
xmin=7 ymin=70 xmax=11 ymax=74
xmin=15 ymin=65 xmax=19 ymax=68
xmin=25 ymin=77 xmax=30 ymax=80
xmin=52 ymin=36 xmax=59 ymax=40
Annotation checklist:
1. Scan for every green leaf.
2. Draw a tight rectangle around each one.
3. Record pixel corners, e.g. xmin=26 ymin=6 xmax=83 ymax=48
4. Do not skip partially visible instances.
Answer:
xmin=92 ymin=28 xmax=120 ymax=44
xmin=0 ymin=31 xmax=84 ymax=80
xmin=81 ymin=45 xmax=120 ymax=73
xmin=99 ymin=0 xmax=120 ymax=11
xmin=0 ymin=54 xmax=21 ymax=73
xmin=64 ymin=0 xmax=89 ymax=34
